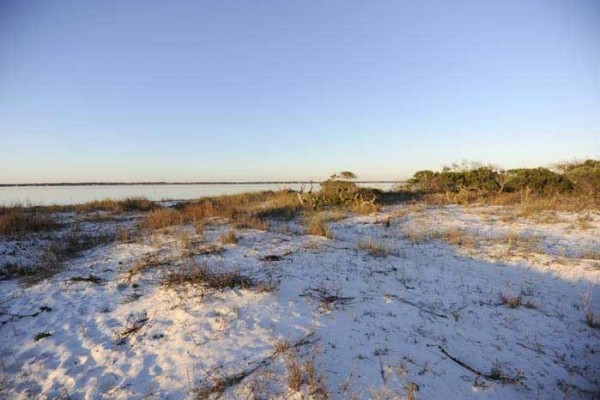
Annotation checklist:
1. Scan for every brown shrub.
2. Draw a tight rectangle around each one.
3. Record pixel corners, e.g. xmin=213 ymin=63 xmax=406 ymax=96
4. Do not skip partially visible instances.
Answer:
xmin=0 ymin=209 xmax=59 ymax=236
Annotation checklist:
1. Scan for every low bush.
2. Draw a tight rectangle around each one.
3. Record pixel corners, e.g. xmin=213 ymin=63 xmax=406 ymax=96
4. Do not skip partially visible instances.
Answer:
xmin=301 ymin=172 xmax=379 ymax=213
xmin=557 ymin=159 xmax=600 ymax=196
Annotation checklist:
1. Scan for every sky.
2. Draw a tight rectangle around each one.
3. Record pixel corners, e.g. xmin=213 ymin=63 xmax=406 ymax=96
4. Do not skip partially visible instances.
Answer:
xmin=0 ymin=0 xmax=599 ymax=183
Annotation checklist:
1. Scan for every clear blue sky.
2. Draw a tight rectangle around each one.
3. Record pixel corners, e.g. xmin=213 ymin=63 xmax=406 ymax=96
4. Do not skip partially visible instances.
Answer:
xmin=1 ymin=0 xmax=599 ymax=183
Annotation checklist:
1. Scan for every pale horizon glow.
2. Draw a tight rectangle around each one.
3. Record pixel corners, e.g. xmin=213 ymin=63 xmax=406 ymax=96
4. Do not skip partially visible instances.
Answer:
xmin=1 ymin=0 xmax=599 ymax=184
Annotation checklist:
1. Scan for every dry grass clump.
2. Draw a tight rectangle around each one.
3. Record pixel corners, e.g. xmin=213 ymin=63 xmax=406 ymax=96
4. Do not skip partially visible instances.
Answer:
xmin=503 ymin=231 xmax=543 ymax=254
xmin=0 ymin=208 xmax=60 ymax=236
xmin=499 ymin=292 xmax=522 ymax=309
xmin=232 ymin=215 xmax=268 ymax=230
xmin=127 ymin=254 xmax=166 ymax=278
xmin=304 ymin=213 xmax=333 ymax=238
xmin=136 ymin=187 xmax=387 ymax=235
xmin=358 ymin=239 xmax=390 ymax=257
xmin=116 ymin=228 xmax=137 ymax=243
xmin=575 ymin=214 xmax=593 ymax=230
xmin=581 ymin=292 xmax=600 ymax=329
xmin=194 ymin=335 xmax=320 ymax=399
xmin=134 ymin=191 xmax=302 ymax=233
xmin=284 ymin=351 xmax=328 ymax=398
xmin=421 ymin=191 xmax=599 ymax=216
xmin=220 ymin=230 xmax=238 ymax=244
xmin=139 ymin=208 xmax=182 ymax=230
xmin=585 ymin=308 xmax=599 ymax=329
xmin=192 ymin=243 xmax=225 ymax=256
xmin=73 ymin=197 xmax=157 ymax=213
xmin=10 ymin=227 xmax=114 ymax=283
xmin=182 ymin=191 xmax=301 ymax=222
xmin=45 ymin=228 xmax=113 ymax=263
xmin=403 ymin=226 xmax=477 ymax=248
xmin=164 ymin=263 xmax=254 ymax=290
xmin=438 ymin=228 xmax=477 ymax=248
xmin=349 ymin=201 xmax=381 ymax=215
xmin=516 ymin=194 xmax=598 ymax=216
xmin=0 ymin=263 xmax=31 ymax=280
xmin=404 ymin=227 xmax=430 ymax=245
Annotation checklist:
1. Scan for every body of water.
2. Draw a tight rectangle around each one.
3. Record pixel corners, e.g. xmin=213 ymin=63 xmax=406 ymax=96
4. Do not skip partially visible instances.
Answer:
xmin=0 ymin=182 xmax=398 ymax=206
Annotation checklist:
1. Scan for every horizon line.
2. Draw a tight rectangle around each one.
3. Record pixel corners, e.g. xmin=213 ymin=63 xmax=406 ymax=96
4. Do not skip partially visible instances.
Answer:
xmin=0 ymin=180 xmax=405 ymax=187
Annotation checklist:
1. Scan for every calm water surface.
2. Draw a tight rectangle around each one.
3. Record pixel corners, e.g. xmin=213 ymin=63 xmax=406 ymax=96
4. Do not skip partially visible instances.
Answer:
xmin=0 ymin=183 xmax=397 ymax=206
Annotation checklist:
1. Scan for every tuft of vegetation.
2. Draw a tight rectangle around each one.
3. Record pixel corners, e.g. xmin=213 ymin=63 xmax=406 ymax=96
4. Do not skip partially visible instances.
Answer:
xmin=303 ymin=213 xmax=333 ymax=238
xmin=581 ymin=292 xmax=600 ymax=329
xmin=220 ymin=230 xmax=238 ymax=245
xmin=358 ymin=239 xmax=391 ymax=257
xmin=164 ymin=263 xmax=255 ymax=291
xmin=499 ymin=292 xmax=522 ymax=309
xmin=284 ymin=351 xmax=329 ymax=398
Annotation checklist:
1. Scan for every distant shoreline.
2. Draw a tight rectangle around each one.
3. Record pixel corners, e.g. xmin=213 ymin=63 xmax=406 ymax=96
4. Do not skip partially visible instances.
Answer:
xmin=0 ymin=181 xmax=402 ymax=188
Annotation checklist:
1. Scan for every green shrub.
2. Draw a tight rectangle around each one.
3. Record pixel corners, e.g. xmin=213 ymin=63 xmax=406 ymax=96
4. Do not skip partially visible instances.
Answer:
xmin=504 ymin=168 xmax=573 ymax=195
xmin=302 ymin=171 xmax=378 ymax=212
xmin=557 ymin=160 xmax=600 ymax=196
xmin=408 ymin=166 xmax=501 ymax=193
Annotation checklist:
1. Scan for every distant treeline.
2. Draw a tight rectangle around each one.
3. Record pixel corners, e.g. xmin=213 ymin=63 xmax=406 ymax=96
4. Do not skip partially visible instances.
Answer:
xmin=0 ymin=181 xmax=401 ymax=188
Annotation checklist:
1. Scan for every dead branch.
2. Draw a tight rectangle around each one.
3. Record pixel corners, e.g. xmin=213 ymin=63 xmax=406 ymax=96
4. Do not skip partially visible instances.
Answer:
xmin=428 ymin=344 xmax=521 ymax=384
xmin=0 ymin=305 xmax=52 ymax=326
xmin=195 ymin=332 xmax=316 ymax=399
